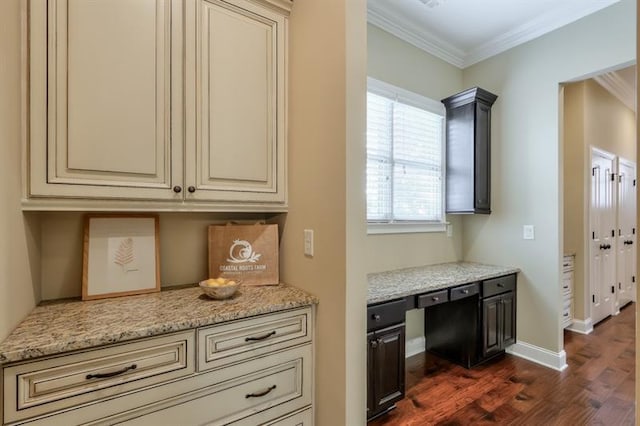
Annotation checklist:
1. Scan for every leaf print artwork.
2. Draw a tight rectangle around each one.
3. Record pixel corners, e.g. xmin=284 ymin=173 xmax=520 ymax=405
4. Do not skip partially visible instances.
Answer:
xmin=114 ymin=237 xmax=137 ymax=272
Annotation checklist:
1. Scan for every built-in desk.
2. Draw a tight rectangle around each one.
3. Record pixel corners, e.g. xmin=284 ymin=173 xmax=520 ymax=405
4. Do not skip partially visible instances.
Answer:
xmin=366 ymin=262 xmax=519 ymax=421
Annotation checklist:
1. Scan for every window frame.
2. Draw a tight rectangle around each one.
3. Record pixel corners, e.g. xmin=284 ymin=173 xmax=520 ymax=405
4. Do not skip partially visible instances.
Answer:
xmin=366 ymin=77 xmax=447 ymax=235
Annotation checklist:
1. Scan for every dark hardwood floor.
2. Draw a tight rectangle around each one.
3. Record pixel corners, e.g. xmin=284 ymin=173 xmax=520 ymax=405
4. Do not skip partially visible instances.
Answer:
xmin=370 ymin=303 xmax=635 ymax=425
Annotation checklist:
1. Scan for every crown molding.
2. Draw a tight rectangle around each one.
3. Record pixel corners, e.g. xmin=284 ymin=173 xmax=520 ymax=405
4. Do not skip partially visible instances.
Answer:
xmin=464 ymin=0 xmax=620 ymax=67
xmin=367 ymin=0 xmax=620 ymax=69
xmin=367 ymin=5 xmax=465 ymax=68
xmin=594 ymin=72 xmax=636 ymax=112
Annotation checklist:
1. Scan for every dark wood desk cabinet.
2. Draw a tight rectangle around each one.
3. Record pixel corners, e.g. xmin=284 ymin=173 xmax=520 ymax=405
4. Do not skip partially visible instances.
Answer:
xmin=366 ymin=274 xmax=517 ymax=421
xmin=366 ymin=299 xmax=406 ymax=420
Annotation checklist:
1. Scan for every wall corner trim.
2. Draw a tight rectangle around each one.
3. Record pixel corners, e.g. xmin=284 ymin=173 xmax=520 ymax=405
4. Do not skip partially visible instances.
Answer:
xmin=506 ymin=341 xmax=568 ymax=371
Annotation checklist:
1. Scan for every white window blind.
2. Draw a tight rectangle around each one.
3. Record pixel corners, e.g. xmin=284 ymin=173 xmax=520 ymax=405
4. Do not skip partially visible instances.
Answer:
xmin=366 ymin=78 xmax=445 ymax=228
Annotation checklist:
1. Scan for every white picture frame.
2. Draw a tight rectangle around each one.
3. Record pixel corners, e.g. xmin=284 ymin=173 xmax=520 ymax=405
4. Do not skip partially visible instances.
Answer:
xmin=82 ymin=214 xmax=161 ymax=300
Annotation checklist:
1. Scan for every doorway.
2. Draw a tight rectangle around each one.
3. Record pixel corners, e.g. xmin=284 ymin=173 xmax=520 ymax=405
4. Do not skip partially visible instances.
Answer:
xmin=561 ymin=64 xmax=637 ymax=339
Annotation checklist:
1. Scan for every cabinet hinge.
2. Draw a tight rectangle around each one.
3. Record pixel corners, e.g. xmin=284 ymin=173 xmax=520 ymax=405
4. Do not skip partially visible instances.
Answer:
xmin=633 ymin=276 xmax=636 ymax=283
xmin=611 ymin=230 xmax=615 ymax=237
xmin=611 ymin=173 xmax=616 ymax=181
xmin=592 ymin=168 xmax=596 ymax=177
xmin=633 ymin=228 xmax=636 ymax=235
xmin=592 ymin=231 xmax=595 ymax=240
xmin=634 ymin=179 xmax=636 ymax=186
xmin=611 ymin=285 xmax=615 ymax=294
xmin=618 ymin=175 xmax=622 ymax=183
xmin=592 ymin=294 xmax=595 ymax=303
xmin=619 ymin=282 xmax=622 ymax=289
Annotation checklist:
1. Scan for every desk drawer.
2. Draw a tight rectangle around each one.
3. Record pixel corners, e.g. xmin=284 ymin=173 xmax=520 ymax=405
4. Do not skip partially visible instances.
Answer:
xmin=3 ymin=331 xmax=195 ymax=424
xmin=450 ymin=282 xmax=480 ymax=301
xmin=483 ymin=274 xmax=516 ymax=298
xmin=417 ymin=289 xmax=449 ymax=308
xmin=198 ymin=308 xmax=311 ymax=372
xmin=367 ymin=299 xmax=405 ymax=331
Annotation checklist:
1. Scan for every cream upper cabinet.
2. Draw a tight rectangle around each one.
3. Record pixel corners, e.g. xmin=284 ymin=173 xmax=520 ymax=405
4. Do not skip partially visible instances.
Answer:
xmin=25 ymin=0 xmax=289 ymax=211
xmin=28 ymin=0 xmax=180 ymax=201
xmin=184 ymin=0 xmax=287 ymax=204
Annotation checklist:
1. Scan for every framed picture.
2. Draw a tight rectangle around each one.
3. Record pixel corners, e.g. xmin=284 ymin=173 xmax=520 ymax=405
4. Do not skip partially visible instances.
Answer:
xmin=82 ymin=214 xmax=161 ymax=301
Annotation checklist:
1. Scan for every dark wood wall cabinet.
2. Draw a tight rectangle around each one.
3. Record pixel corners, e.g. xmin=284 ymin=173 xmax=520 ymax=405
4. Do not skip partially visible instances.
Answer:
xmin=442 ymin=87 xmax=498 ymax=214
xmin=366 ymin=300 xmax=406 ymax=421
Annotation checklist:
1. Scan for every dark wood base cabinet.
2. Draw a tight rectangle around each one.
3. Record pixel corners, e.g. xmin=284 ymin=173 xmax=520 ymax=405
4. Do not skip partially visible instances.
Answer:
xmin=366 ymin=300 xmax=406 ymax=421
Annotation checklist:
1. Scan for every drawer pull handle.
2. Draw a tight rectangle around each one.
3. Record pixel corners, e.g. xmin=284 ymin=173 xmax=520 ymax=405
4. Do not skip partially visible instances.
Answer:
xmin=497 ymin=283 xmax=504 ymax=288
xmin=563 ymin=313 xmax=569 ymax=317
xmin=372 ymin=314 xmax=381 ymax=321
xmin=246 ymin=384 xmax=277 ymax=398
xmin=86 ymin=364 xmax=137 ymax=380
xmin=461 ymin=289 xmax=469 ymax=294
xmin=432 ymin=296 xmax=439 ymax=301
xmin=245 ymin=330 xmax=276 ymax=342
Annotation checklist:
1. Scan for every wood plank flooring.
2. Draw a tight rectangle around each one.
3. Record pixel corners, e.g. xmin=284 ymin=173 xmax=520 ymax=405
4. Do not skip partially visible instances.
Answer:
xmin=369 ymin=303 xmax=635 ymax=425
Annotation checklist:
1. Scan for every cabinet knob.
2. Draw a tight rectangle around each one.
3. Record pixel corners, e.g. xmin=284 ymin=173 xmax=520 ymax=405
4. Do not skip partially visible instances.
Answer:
xmin=372 ymin=314 xmax=381 ymax=321
xmin=462 ymin=289 xmax=469 ymax=294
xmin=188 ymin=186 xmax=196 ymax=193
xmin=172 ymin=186 xmax=182 ymax=193
xmin=371 ymin=340 xmax=378 ymax=349
xmin=497 ymin=283 xmax=504 ymax=288
xmin=432 ymin=296 xmax=439 ymax=301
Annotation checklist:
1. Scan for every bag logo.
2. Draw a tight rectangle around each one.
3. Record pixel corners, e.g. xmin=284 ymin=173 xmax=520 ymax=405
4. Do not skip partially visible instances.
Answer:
xmin=227 ymin=239 xmax=262 ymax=263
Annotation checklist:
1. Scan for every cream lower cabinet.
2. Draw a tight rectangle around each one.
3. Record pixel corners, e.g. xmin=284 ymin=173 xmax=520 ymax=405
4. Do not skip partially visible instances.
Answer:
xmin=562 ymin=255 xmax=574 ymax=328
xmin=26 ymin=0 xmax=288 ymax=210
xmin=2 ymin=308 xmax=313 ymax=426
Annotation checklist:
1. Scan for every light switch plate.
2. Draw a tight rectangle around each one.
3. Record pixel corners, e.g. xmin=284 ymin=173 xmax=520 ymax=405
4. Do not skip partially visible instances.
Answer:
xmin=304 ymin=229 xmax=314 ymax=257
xmin=523 ymin=225 xmax=535 ymax=240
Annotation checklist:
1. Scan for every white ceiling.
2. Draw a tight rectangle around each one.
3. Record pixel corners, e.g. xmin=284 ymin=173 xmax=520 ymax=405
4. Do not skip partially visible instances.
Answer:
xmin=368 ymin=0 xmax=622 ymax=68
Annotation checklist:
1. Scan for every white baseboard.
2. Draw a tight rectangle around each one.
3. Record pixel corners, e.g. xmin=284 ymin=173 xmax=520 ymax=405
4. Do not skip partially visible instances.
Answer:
xmin=506 ymin=341 xmax=568 ymax=371
xmin=566 ymin=318 xmax=593 ymax=334
xmin=405 ymin=336 xmax=425 ymax=358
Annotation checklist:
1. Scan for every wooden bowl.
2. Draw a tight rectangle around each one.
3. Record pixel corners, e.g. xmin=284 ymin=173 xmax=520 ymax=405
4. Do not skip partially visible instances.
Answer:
xmin=199 ymin=278 xmax=240 ymax=300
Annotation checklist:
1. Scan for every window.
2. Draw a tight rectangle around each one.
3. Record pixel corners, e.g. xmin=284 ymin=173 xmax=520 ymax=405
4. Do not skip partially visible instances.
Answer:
xmin=366 ymin=78 xmax=445 ymax=234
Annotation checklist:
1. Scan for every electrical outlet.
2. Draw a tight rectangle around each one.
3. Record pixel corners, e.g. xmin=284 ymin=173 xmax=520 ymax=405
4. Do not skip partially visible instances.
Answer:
xmin=304 ymin=229 xmax=314 ymax=257
xmin=523 ymin=225 xmax=535 ymax=240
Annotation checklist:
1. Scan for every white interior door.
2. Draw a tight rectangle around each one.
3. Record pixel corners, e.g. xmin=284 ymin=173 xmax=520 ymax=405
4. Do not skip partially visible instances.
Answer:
xmin=590 ymin=148 xmax=617 ymax=324
xmin=617 ymin=158 xmax=636 ymax=306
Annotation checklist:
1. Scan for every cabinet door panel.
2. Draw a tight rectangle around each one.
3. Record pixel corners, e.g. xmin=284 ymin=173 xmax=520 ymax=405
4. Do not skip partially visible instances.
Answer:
xmin=188 ymin=0 xmax=286 ymax=203
xmin=482 ymin=295 xmax=501 ymax=357
xmin=474 ymin=103 xmax=491 ymax=212
xmin=30 ymin=0 xmax=176 ymax=199
xmin=368 ymin=325 xmax=405 ymax=418
xmin=501 ymin=292 xmax=516 ymax=347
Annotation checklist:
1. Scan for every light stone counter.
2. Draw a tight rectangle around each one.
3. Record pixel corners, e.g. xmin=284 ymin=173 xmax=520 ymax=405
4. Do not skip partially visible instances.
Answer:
xmin=368 ymin=261 xmax=519 ymax=305
xmin=0 ymin=284 xmax=318 ymax=364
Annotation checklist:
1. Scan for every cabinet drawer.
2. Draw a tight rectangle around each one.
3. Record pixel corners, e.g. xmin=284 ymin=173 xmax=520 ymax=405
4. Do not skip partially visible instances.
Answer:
xmin=562 ymin=275 xmax=572 ymax=295
xmin=120 ymin=345 xmax=312 ymax=426
xmin=264 ymin=407 xmax=313 ymax=425
xmin=563 ymin=255 xmax=575 ymax=272
xmin=482 ymin=274 xmax=516 ymax=298
xmin=3 ymin=331 xmax=195 ymax=424
xmin=367 ymin=299 xmax=406 ymax=331
xmin=416 ymin=290 xmax=449 ymax=308
xmin=198 ymin=308 xmax=312 ymax=372
xmin=450 ymin=282 xmax=480 ymax=301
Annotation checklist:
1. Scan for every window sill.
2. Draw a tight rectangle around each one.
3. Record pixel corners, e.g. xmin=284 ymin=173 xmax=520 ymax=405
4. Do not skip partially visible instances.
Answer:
xmin=367 ymin=222 xmax=448 ymax=235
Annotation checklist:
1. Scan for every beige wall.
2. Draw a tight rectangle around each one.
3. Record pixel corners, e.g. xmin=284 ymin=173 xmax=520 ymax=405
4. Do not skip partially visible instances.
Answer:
xmin=462 ymin=0 xmax=635 ymax=353
xmin=564 ymin=80 xmax=636 ymax=320
xmin=367 ymin=24 xmax=464 ymax=341
xmin=282 ymin=0 xmax=367 ymax=424
xmin=0 ymin=0 xmax=40 ymax=343
xmin=39 ymin=212 xmax=270 ymax=299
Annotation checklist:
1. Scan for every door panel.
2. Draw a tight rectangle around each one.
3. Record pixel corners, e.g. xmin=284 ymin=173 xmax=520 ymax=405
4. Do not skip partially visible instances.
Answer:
xmin=187 ymin=0 xmax=286 ymax=203
xmin=618 ymin=158 xmax=636 ymax=306
xmin=482 ymin=295 xmax=501 ymax=357
xmin=33 ymin=0 xmax=176 ymax=199
xmin=590 ymin=149 xmax=616 ymax=324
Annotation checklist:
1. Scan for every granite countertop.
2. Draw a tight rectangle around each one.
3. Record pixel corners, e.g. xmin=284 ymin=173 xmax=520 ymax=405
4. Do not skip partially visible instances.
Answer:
xmin=0 ymin=284 xmax=318 ymax=364
xmin=368 ymin=261 xmax=520 ymax=305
